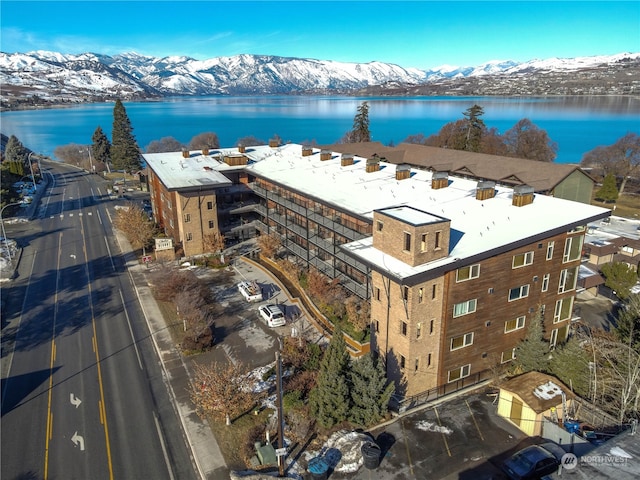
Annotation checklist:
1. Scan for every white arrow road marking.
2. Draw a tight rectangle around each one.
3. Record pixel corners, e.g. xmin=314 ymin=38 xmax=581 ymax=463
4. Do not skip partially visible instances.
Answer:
xmin=71 ymin=432 xmax=85 ymax=451
xmin=70 ymin=393 xmax=82 ymax=408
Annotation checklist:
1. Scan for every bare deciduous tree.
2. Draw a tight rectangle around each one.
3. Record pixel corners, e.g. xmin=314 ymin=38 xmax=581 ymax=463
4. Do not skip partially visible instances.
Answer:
xmin=188 ymin=132 xmax=220 ymax=150
xmin=189 ymin=361 xmax=256 ymax=425
xmin=113 ymin=202 xmax=156 ymax=255
xmin=145 ymin=136 xmax=185 ymax=153
xmin=257 ymin=232 xmax=281 ymax=259
xmin=345 ymin=296 xmax=370 ymax=332
xmin=203 ymin=231 xmax=225 ymax=253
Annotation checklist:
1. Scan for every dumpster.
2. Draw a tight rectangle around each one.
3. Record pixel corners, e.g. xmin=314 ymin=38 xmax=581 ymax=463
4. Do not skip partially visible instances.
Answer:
xmin=308 ymin=456 xmax=329 ymax=480
xmin=361 ymin=441 xmax=381 ymax=469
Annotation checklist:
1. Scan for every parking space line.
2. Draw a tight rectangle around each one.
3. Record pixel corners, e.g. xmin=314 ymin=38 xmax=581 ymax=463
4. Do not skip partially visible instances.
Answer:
xmin=400 ymin=418 xmax=415 ymax=477
xmin=433 ymin=406 xmax=451 ymax=457
xmin=465 ymin=399 xmax=485 ymax=441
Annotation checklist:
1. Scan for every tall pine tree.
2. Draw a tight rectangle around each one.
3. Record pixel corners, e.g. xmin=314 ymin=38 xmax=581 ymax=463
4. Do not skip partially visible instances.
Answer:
xmin=309 ymin=327 xmax=351 ymax=428
xmin=111 ymin=99 xmax=141 ymax=173
xmin=91 ymin=126 xmax=111 ymax=165
xmin=349 ymin=101 xmax=371 ymax=143
xmin=462 ymin=104 xmax=485 ymax=152
xmin=4 ymin=135 xmax=27 ymax=176
xmin=514 ymin=308 xmax=550 ymax=373
xmin=349 ymin=353 xmax=394 ymax=426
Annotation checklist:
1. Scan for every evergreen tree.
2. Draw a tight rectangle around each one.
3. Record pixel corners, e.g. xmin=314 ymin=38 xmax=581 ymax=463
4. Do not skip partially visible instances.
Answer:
xmin=111 ymin=99 xmax=141 ymax=173
xmin=595 ymin=173 xmax=619 ymax=203
xmin=4 ymin=135 xmax=26 ymax=176
xmin=601 ymin=262 xmax=637 ymax=300
xmin=616 ymin=293 xmax=640 ymax=349
xmin=348 ymin=101 xmax=371 ymax=143
xmin=548 ymin=336 xmax=591 ymax=397
xmin=309 ymin=327 xmax=351 ymax=428
xmin=349 ymin=353 xmax=394 ymax=426
xmin=91 ymin=126 xmax=111 ymax=164
xmin=462 ymin=104 xmax=486 ymax=152
xmin=514 ymin=308 xmax=550 ymax=373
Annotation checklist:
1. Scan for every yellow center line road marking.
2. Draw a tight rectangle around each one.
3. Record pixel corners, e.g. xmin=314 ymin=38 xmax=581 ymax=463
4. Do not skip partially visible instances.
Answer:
xmin=400 ymin=418 xmax=414 ymax=477
xmin=82 ymin=213 xmax=114 ymax=480
xmin=466 ymin=399 xmax=485 ymax=441
xmin=433 ymin=406 xmax=451 ymax=457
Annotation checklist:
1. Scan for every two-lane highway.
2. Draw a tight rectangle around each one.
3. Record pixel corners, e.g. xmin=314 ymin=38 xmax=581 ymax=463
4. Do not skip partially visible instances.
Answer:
xmin=1 ymin=163 xmax=196 ymax=479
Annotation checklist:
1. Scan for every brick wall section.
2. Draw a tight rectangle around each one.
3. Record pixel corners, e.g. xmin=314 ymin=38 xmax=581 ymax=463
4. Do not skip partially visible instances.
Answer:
xmin=177 ymin=191 xmax=220 ymax=257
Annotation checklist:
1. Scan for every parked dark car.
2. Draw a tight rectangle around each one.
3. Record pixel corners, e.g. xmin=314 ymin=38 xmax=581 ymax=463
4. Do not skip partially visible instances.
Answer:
xmin=501 ymin=442 xmax=566 ymax=479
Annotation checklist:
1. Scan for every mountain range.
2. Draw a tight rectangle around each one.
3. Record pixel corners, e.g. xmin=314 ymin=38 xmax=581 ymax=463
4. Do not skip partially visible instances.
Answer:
xmin=1 ymin=50 xmax=639 ymax=109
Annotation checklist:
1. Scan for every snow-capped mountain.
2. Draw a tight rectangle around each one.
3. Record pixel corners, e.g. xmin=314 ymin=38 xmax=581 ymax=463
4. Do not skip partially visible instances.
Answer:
xmin=1 ymin=51 xmax=638 ymax=107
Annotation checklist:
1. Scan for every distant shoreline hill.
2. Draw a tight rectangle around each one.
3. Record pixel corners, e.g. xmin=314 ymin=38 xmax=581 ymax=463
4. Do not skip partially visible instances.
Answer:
xmin=1 ymin=51 xmax=639 ymax=110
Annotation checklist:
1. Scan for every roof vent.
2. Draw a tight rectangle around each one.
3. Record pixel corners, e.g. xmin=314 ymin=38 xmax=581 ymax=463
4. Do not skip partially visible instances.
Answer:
xmin=513 ymin=184 xmax=535 ymax=207
xmin=302 ymin=145 xmax=313 ymax=157
xmin=366 ymin=154 xmax=380 ymax=173
xmin=476 ymin=180 xmax=496 ymax=201
xmin=431 ymin=171 xmax=449 ymax=189
xmin=320 ymin=149 xmax=332 ymax=161
xmin=223 ymin=154 xmax=248 ymax=166
xmin=201 ymin=147 xmax=209 ymax=156
xmin=181 ymin=149 xmax=189 ymax=159
xmin=237 ymin=144 xmax=246 ymax=153
xmin=269 ymin=138 xmax=279 ymax=148
xmin=341 ymin=153 xmax=354 ymax=167
xmin=395 ymin=164 xmax=411 ymax=180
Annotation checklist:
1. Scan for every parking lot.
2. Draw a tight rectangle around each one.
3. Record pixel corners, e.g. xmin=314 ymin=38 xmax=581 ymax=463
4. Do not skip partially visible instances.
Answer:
xmin=169 ymin=251 xmax=560 ymax=479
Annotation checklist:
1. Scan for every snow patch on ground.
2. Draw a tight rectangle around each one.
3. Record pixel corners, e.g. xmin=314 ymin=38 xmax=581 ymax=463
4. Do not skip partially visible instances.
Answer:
xmin=415 ymin=420 xmax=453 ymax=435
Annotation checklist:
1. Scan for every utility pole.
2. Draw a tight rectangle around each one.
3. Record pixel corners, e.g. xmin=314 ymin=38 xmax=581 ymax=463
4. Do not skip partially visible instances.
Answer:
xmin=275 ymin=350 xmax=285 ymax=477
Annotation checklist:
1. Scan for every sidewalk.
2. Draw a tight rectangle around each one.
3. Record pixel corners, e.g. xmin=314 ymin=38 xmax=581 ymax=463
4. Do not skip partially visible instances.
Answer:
xmin=113 ymin=230 xmax=228 ymax=480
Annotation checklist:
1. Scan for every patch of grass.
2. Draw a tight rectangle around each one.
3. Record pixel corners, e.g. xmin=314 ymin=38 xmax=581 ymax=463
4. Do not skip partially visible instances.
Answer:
xmin=208 ymin=408 xmax=273 ymax=470
xmin=155 ymin=299 xmax=184 ymax=347
xmin=592 ymin=192 xmax=640 ymax=220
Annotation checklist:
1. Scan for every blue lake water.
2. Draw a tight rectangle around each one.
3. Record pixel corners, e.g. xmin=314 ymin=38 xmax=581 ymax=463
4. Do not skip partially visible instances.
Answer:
xmin=2 ymin=95 xmax=638 ymax=164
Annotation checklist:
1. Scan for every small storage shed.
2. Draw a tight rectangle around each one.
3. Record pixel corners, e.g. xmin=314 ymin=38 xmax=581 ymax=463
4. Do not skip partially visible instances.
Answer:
xmin=497 ymin=372 xmax=575 ymax=437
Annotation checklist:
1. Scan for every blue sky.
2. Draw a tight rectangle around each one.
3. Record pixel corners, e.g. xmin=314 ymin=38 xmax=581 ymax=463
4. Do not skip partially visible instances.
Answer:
xmin=2 ymin=1 xmax=638 ymax=69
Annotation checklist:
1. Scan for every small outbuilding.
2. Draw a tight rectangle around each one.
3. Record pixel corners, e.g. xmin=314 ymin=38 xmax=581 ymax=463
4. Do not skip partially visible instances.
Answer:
xmin=497 ymin=371 xmax=575 ymax=437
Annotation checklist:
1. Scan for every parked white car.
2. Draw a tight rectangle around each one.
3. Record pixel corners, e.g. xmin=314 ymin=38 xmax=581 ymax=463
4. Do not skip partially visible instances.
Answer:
xmin=237 ymin=281 xmax=263 ymax=302
xmin=258 ymin=304 xmax=286 ymax=327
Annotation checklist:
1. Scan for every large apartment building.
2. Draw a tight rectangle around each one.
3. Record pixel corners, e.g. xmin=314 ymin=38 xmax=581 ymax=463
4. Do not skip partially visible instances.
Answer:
xmin=144 ymin=143 xmax=610 ymax=398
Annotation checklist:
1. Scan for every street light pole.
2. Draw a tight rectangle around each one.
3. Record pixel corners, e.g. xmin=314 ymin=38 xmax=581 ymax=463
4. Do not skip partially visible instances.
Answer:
xmin=27 ymin=152 xmax=36 ymax=191
xmin=1 ymin=202 xmax=22 ymax=260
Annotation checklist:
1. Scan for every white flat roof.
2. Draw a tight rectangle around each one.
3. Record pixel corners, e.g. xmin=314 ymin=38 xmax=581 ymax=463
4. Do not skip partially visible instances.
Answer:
xmin=145 ymin=144 xmax=611 ymax=276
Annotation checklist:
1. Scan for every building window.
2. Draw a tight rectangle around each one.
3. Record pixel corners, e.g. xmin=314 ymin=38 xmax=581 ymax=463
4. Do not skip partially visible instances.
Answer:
xmin=186 ymin=232 xmax=193 ymax=241
xmin=448 ymin=364 xmax=471 ymax=382
xmin=450 ymin=332 xmax=474 ymax=351
xmin=209 ymin=220 xmax=215 ymax=229
xmin=416 ymin=322 xmax=422 ymax=339
xmin=563 ymin=236 xmax=583 ymax=263
xmin=402 ymin=286 xmax=409 ymax=301
xmin=399 ymin=355 xmax=406 ymax=370
xmin=427 ymin=353 xmax=432 ymax=367
xmin=376 ymin=220 xmax=383 ymax=232
xmin=558 ymin=266 xmax=578 ymax=293
xmin=512 ymin=251 xmax=534 ymax=268
xmin=184 ymin=213 xmax=191 ymax=223
xmin=508 ymin=284 xmax=530 ymax=302
xmin=432 ymin=284 xmax=437 ymax=299
xmin=374 ymin=320 xmax=379 ymax=333
xmin=418 ymin=288 xmax=423 ymax=303
xmin=169 ymin=219 xmax=174 ymax=228
xmin=550 ymin=324 xmax=569 ymax=349
xmin=501 ymin=349 xmax=516 ymax=363
xmin=453 ymin=299 xmax=477 ymax=317
xmin=167 ymin=200 xmax=172 ymax=210
xmin=414 ymin=358 xmax=419 ymax=372
xmin=421 ymin=233 xmax=427 ymax=252
xmin=429 ymin=319 xmax=434 ymax=334
xmin=542 ymin=273 xmax=550 ymax=292
xmin=207 ymin=201 xmax=213 ymax=210
xmin=505 ymin=316 xmax=526 ymax=333
xmin=374 ymin=287 xmax=381 ymax=301
xmin=546 ymin=241 xmax=555 ymax=260
xmin=554 ymin=297 xmax=573 ymax=323
xmin=435 ymin=231 xmax=441 ymax=249
xmin=404 ymin=232 xmax=411 ymax=252
xmin=456 ymin=264 xmax=480 ymax=282
xmin=401 ymin=321 xmax=408 ymax=336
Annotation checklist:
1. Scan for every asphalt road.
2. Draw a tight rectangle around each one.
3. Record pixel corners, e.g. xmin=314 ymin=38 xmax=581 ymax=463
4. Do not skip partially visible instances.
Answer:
xmin=1 ymin=163 xmax=196 ymax=480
